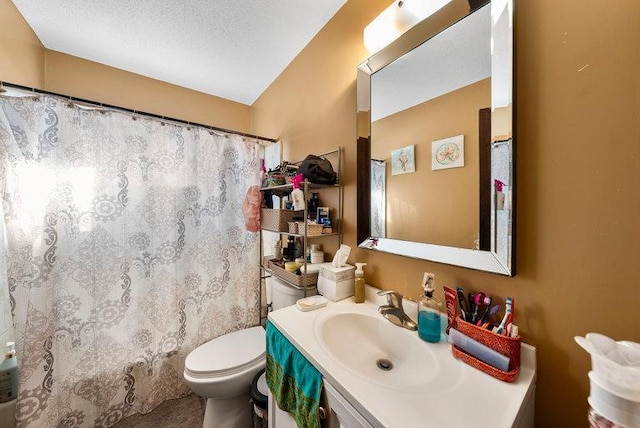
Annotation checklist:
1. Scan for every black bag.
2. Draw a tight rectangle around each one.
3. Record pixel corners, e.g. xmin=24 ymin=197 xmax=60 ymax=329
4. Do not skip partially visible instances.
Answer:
xmin=297 ymin=155 xmax=337 ymax=185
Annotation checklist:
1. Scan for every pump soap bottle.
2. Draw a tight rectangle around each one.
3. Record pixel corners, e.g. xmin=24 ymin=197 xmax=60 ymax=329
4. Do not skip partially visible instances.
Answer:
xmin=354 ymin=263 xmax=367 ymax=303
xmin=0 ymin=342 xmax=18 ymax=403
xmin=418 ymin=273 xmax=442 ymax=343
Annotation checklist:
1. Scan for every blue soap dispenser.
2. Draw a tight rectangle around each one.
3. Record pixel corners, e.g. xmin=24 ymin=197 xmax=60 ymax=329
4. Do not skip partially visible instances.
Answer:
xmin=418 ymin=273 xmax=442 ymax=343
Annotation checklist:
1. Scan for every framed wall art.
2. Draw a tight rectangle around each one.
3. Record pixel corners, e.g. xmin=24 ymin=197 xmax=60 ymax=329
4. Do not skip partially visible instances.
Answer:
xmin=432 ymin=135 xmax=464 ymax=170
xmin=391 ymin=144 xmax=415 ymax=175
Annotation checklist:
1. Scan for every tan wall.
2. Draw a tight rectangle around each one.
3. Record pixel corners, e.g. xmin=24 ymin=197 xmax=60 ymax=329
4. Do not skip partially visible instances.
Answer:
xmin=44 ymin=51 xmax=252 ymax=133
xmin=251 ymin=0 xmax=392 ymax=256
xmin=252 ymin=0 xmax=640 ymax=427
xmin=372 ymin=79 xmax=490 ymax=247
xmin=0 ymin=0 xmax=45 ymax=87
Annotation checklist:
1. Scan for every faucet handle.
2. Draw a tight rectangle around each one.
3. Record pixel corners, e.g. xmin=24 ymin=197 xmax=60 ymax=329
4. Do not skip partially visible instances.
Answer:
xmin=377 ymin=289 xmax=404 ymax=308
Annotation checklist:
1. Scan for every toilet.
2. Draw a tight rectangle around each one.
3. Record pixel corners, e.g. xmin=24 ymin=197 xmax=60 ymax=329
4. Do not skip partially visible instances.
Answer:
xmin=183 ymin=276 xmax=316 ymax=428
xmin=184 ymin=326 xmax=266 ymax=428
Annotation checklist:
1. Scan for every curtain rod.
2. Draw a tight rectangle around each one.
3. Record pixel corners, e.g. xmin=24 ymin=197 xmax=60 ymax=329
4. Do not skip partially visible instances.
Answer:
xmin=0 ymin=81 xmax=279 ymax=143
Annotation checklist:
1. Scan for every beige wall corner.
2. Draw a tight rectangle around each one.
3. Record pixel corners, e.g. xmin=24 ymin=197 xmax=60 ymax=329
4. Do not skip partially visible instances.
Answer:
xmin=44 ymin=51 xmax=251 ymax=133
xmin=251 ymin=0 xmax=392 ymax=258
xmin=1 ymin=0 xmax=251 ymax=134
xmin=0 ymin=0 xmax=45 ymax=87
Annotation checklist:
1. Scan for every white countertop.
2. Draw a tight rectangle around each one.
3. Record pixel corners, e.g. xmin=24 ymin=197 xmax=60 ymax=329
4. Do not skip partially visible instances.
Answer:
xmin=268 ymin=286 xmax=536 ymax=428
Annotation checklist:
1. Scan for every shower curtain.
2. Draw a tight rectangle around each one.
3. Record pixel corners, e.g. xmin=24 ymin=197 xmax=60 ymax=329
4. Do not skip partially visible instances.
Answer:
xmin=0 ymin=94 xmax=262 ymax=427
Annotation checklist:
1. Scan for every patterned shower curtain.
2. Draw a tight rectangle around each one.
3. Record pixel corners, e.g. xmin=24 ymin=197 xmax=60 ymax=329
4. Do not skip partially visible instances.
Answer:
xmin=0 ymin=94 xmax=262 ymax=427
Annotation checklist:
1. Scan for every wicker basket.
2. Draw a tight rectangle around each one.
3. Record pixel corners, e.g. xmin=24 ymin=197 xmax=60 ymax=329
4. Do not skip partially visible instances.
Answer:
xmin=268 ymin=258 xmax=318 ymax=287
xmin=261 ymin=209 xmax=303 ymax=232
xmin=286 ymin=221 xmax=323 ymax=236
xmin=295 ymin=222 xmax=324 ymax=236
xmin=451 ymin=316 xmax=521 ymax=382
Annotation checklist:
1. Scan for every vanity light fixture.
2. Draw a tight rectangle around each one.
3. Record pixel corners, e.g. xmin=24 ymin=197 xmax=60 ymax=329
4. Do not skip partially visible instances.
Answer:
xmin=364 ymin=0 xmax=452 ymax=54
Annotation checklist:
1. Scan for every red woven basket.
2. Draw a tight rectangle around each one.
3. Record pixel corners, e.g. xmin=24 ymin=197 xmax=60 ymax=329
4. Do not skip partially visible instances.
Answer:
xmin=452 ymin=316 xmax=521 ymax=382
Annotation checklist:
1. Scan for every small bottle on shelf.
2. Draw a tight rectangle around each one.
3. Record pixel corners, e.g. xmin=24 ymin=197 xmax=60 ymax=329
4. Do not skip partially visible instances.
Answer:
xmin=273 ymin=240 xmax=282 ymax=259
xmin=283 ymin=236 xmax=295 ymax=261
xmin=310 ymin=244 xmax=323 ymax=264
xmin=308 ymin=192 xmax=319 ymax=221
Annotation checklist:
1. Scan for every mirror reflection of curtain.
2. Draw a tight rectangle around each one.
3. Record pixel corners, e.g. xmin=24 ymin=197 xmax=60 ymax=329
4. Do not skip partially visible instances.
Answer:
xmin=491 ymin=139 xmax=512 ymax=266
xmin=0 ymin=95 xmax=262 ymax=427
xmin=370 ymin=159 xmax=386 ymax=238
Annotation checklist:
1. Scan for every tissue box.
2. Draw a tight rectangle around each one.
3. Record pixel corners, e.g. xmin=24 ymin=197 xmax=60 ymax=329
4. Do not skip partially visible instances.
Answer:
xmin=317 ymin=263 xmax=355 ymax=301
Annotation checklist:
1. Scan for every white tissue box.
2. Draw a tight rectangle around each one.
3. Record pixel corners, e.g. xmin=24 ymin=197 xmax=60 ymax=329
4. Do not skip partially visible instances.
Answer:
xmin=317 ymin=263 xmax=355 ymax=302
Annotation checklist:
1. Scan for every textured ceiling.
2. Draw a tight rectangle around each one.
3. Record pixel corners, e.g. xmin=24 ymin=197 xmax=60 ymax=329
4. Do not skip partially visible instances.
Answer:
xmin=12 ymin=0 xmax=347 ymax=105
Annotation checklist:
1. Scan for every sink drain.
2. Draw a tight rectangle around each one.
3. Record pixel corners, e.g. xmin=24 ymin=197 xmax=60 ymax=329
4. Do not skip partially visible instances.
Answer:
xmin=376 ymin=358 xmax=393 ymax=371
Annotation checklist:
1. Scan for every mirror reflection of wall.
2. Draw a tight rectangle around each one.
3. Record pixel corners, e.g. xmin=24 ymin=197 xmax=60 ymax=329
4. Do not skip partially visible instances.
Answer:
xmin=371 ymin=79 xmax=490 ymax=248
xmin=369 ymin=4 xmax=491 ymax=249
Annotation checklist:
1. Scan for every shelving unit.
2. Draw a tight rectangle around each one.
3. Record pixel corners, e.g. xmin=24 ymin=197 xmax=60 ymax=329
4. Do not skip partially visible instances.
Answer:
xmin=259 ymin=147 xmax=343 ymax=298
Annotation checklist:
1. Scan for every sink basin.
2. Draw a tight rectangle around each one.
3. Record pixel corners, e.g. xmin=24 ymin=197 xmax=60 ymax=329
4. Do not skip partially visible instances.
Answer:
xmin=315 ymin=311 xmax=439 ymax=390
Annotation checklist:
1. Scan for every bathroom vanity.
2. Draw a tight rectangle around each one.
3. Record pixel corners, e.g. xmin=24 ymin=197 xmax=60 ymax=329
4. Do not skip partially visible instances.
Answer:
xmin=267 ymin=286 xmax=536 ymax=428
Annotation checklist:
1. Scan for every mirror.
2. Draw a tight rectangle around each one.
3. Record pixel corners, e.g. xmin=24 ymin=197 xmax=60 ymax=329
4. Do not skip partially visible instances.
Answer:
xmin=357 ymin=0 xmax=515 ymax=275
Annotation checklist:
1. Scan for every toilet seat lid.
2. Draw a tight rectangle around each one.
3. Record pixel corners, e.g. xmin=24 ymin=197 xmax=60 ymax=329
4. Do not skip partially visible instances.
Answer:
xmin=185 ymin=326 xmax=265 ymax=376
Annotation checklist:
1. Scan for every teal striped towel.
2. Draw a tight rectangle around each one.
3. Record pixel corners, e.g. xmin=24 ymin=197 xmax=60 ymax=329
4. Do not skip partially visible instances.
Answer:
xmin=266 ymin=320 xmax=323 ymax=428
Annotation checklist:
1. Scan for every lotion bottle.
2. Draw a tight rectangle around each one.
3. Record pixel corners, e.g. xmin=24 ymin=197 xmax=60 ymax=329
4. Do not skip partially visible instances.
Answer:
xmin=291 ymin=174 xmax=305 ymax=211
xmin=417 ymin=273 xmax=442 ymax=343
xmin=354 ymin=263 xmax=366 ymax=303
xmin=0 ymin=342 xmax=18 ymax=403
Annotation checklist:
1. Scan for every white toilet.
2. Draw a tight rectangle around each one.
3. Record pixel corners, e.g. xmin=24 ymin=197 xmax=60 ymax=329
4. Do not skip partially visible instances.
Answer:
xmin=184 ymin=326 xmax=266 ymax=428
xmin=183 ymin=276 xmax=317 ymax=428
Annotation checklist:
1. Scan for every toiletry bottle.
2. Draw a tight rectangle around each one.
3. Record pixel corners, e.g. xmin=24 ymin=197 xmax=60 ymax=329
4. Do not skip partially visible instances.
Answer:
xmin=274 ymin=240 xmax=282 ymax=259
xmin=310 ymin=244 xmax=323 ymax=264
xmin=307 ymin=192 xmax=319 ymax=221
xmin=418 ymin=273 xmax=442 ymax=343
xmin=0 ymin=342 xmax=18 ymax=403
xmin=354 ymin=263 xmax=367 ymax=303
xmin=291 ymin=174 xmax=305 ymax=211
xmin=284 ymin=236 xmax=295 ymax=261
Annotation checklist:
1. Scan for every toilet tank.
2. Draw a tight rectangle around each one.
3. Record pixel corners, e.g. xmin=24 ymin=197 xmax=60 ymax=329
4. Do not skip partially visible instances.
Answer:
xmin=269 ymin=276 xmax=317 ymax=311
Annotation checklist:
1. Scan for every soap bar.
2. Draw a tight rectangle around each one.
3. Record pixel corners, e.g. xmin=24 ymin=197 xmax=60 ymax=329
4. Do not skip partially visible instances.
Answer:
xmin=296 ymin=295 xmax=328 ymax=312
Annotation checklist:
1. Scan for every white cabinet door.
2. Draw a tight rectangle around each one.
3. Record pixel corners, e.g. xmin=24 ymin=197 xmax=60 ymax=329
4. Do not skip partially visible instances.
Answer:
xmin=324 ymin=382 xmax=374 ymax=428
xmin=269 ymin=391 xmax=298 ymax=428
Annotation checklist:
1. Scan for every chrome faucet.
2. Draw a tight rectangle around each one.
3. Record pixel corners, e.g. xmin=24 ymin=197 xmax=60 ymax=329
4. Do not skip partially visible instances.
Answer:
xmin=377 ymin=290 xmax=417 ymax=331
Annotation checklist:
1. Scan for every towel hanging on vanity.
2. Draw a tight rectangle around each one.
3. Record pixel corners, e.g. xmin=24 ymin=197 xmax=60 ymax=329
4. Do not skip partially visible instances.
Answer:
xmin=266 ymin=320 xmax=323 ymax=428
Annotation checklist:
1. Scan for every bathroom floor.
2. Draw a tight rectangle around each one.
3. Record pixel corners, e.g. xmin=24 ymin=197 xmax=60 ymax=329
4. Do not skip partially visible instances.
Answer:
xmin=111 ymin=394 xmax=205 ymax=428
